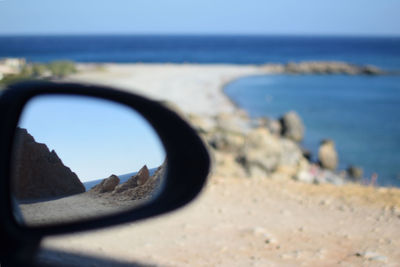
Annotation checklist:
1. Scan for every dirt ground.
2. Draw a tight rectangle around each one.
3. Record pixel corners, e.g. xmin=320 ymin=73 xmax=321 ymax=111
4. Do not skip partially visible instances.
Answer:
xmin=42 ymin=176 xmax=400 ymax=266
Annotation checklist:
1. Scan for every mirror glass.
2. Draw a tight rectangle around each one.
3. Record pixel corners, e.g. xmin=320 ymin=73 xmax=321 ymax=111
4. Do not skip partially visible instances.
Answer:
xmin=10 ymin=94 xmax=166 ymax=227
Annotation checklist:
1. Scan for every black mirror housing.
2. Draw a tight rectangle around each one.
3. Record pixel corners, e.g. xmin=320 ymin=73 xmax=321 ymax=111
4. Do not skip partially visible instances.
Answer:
xmin=0 ymin=81 xmax=210 ymax=264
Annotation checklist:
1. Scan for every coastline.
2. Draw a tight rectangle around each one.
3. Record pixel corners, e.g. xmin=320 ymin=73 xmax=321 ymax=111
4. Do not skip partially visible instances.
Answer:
xmin=68 ymin=62 xmax=392 ymax=187
xmin=38 ymin=62 xmax=400 ymax=265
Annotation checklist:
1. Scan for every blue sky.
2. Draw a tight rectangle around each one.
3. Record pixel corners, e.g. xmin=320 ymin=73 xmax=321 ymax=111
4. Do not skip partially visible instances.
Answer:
xmin=18 ymin=95 xmax=165 ymax=182
xmin=0 ymin=0 xmax=399 ymax=36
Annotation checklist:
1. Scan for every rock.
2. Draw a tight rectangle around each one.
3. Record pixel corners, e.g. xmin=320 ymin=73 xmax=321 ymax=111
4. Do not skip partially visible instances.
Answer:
xmin=295 ymin=170 xmax=315 ymax=184
xmin=256 ymin=117 xmax=281 ymax=136
xmin=114 ymin=165 xmax=150 ymax=193
xmin=279 ymin=111 xmax=305 ymax=142
xmin=361 ymin=65 xmax=383 ymax=75
xmin=260 ymin=63 xmax=285 ymax=73
xmin=215 ymin=112 xmax=251 ymax=134
xmin=279 ymin=138 xmax=303 ymax=167
xmin=295 ymin=163 xmax=345 ymax=185
xmin=90 ymin=174 xmax=120 ymax=193
xmin=355 ymin=251 xmax=388 ymax=263
xmin=347 ymin=165 xmax=363 ymax=181
xmin=301 ymin=148 xmax=312 ymax=161
xmin=318 ymin=139 xmax=338 ymax=170
xmin=237 ymin=128 xmax=282 ymax=176
xmin=187 ymin=114 xmax=215 ymax=134
xmin=114 ymin=162 xmax=165 ymax=201
xmin=213 ymin=151 xmax=247 ymax=178
xmin=12 ymin=128 xmax=85 ymax=199
xmin=283 ymin=61 xmax=385 ymax=75
xmin=319 ymin=169 xmax=345 ymax=185
xmin=116 ymin=177 xmax=159 ymax=201
xmin=208 ymin=131 xmax=245 ymax=153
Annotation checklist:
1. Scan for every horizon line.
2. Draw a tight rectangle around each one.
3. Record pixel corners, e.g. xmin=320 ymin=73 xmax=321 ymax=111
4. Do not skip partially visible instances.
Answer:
xmin=0 ymin=32 xmax=400 ymax=38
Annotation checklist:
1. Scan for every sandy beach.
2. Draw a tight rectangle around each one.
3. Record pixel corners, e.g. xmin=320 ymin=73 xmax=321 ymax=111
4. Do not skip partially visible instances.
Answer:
xmin=37 ymin=63 xmax=400 ymax=266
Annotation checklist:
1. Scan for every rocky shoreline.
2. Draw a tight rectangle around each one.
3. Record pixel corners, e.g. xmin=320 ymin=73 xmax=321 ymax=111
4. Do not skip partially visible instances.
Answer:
xmin=2 ymin=59 xmax=395 ymax=188
xmin=187 ymin=110 xmax=359 ymax=187
xmin=61 ymin=61 xmax=396 ymax=188
xmin=260 ymin=61 xmax=387 ymax=75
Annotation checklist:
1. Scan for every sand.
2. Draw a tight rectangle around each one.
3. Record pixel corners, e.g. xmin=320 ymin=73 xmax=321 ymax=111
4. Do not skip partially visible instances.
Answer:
xmin=35 ymin=64 xmax=400 ymax=266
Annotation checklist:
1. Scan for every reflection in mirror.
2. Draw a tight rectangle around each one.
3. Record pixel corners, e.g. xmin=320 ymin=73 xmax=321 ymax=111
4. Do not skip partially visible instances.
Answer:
xmin=10 ymin=94 xmax=166 ymax=226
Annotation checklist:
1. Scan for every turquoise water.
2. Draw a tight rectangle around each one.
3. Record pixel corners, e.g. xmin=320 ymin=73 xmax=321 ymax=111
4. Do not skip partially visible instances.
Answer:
xmin=225 ymin=75 xmax=400 ymax=187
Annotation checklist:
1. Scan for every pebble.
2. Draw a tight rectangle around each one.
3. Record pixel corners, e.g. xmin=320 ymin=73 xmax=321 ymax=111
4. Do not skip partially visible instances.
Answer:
xmin=280 ymin=250 xmax=301 ymax=259
xmin=355 ymin=251 xmax=388 ymax=263
xmin=319 ymin=199 xmax=331 ymax=206
xmin=264 ymin=237 xmax=278 ymax=244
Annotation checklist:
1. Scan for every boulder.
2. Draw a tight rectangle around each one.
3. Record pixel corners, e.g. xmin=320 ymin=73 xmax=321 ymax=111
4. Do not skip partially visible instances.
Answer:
xmin=318 ymin=139 xmax=338 ymax=171
xmin=279 ymin=138 xmax=303 ymax=167
xmin=90 ymin=174 xmax=120 ymax=193
xmin=347 ymin=165 xmax=363 ymax=181
xmin=279 ymin=111 xmax=305 ymax=142
xmin=208 ymin=131 xmax=245 ymax=153
xmin=151 ymin=161 xmax=166 ymax=182
xmin=361 ymin=65 xmax=382 ymax=75
xmin=12 ymin=128 xmax=85 ymax=200
xmin=257 ymin=117 xmax=282 ymax=136
xmin=215 ymin=112 xmax=251 ymax=134
xmin=114 ymin=162 xmax=166 ymax=201
xmin=237 ymin=128 xmax=282 ymax=177
xmin=114 ymin=165 xmax=150 ymax=193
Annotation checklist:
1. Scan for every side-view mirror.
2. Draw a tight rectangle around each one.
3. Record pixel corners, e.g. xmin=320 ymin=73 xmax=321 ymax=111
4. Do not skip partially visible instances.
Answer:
xmin=0 ymin=81 xmax=210 ymax=266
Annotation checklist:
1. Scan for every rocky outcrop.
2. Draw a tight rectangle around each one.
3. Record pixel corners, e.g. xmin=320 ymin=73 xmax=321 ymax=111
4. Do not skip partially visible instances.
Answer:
xmin=283 ymin=61 xmax=384 ymax=75
xmin=237 ymin=128 xmax=282 ymax=176
xmin=12 ymin=128 xmax=85 ymax=200
xmin=257 ymin=117 xmax=282 ymax=137
xmin=114 ymin=164 xmax=165 ymax=201
xmin=188 ymin=109 xmax=356 ymax=185
xmin=347 ymin=166 xmax=363 ymax=181
xmin=89 ymin=163 xmax=166 ymax=202
xmin=114 ymin=165 xmax=150 ymax=194
xmin=318 ymin=139 xmax=339 ymax=171
xmin=280 ymin=111 xmax=305 ymax=142
xmin=208 ymin=131 xmax=245 ymax=153
xmin=90 ymin=174 xmax=120 ymax=193
xmin=260 ymin=61 xmax=388 ymax=75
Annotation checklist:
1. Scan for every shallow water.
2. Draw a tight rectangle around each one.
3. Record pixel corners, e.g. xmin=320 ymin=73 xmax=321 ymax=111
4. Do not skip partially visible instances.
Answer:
xmin=225 ymin=74 xmax=400 ymax=187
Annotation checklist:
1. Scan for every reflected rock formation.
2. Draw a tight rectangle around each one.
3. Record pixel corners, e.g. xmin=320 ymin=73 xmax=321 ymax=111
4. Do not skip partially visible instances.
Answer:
xmin=89 ymin=163 xmax=166 ymax=202
xmin=12 ymin=128 xmax=85 ymax=200
xmin=90 ymin=174 xmax=120 ymax=193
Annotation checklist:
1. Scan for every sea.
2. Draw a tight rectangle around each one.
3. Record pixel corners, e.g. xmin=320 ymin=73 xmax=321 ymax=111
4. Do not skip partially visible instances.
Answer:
xmin=1 ymin=35 xmax=399 ymax=186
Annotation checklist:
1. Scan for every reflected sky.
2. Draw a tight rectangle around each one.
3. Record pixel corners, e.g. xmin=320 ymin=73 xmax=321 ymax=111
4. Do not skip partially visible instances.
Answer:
xmin=18 ymin=95 xmax=165 ymax=182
